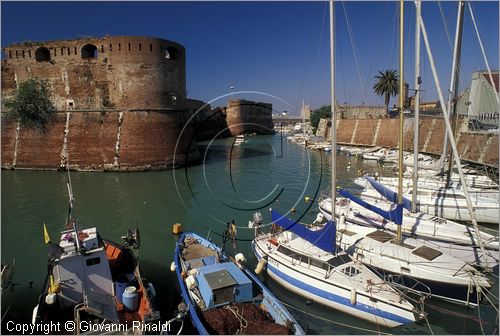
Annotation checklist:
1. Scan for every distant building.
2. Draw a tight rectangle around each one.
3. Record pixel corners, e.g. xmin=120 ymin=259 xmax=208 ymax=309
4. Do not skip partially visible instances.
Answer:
xmin=456 ymin=70 xmax=499 ymax=126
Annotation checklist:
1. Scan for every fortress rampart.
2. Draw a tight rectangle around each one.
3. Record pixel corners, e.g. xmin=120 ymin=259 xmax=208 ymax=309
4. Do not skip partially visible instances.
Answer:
xmin=316 ymin=116 xmax=498 ymax=168
xmin=2 ymin=36 xmax=186 ymax=110
xmin=1 ymin=110 xmax=200 ymax=171
xmin=225 ymin=99 xmax=275 ymax=135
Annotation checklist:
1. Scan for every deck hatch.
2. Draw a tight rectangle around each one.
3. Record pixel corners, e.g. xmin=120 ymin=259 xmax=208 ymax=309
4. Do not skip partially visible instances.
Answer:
xmin=412 ymin=246 xmax=443 ymax=261
xmin=204 ymin=270 xmax=237 ymax=305
xmin=366 ymin=230 xmax=394 ymax=243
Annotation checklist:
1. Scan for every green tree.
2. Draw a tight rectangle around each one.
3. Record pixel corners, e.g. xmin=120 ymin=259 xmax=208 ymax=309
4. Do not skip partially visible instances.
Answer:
xmin=373 ymin=69 xmax=399 ymax=111
xmin=310 ymin=105 xmax=332 ymax=133
xmin=4 ymin=78 xmax=55 ymax=131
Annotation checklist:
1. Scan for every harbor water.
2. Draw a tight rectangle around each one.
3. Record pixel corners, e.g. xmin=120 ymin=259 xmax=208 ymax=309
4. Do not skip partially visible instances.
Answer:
xmin=1 ymin=134 xmax=498 ymax=334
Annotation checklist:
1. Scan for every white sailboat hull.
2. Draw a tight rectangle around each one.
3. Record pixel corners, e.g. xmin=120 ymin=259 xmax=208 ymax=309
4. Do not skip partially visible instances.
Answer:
xmin=252 ymin=235 xmax=416 ymax=328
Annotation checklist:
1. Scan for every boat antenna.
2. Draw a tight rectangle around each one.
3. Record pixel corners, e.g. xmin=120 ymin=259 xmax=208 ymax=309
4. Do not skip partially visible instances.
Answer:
xmin=66 ymin=162 xmax=82 ymax=253
xmin=396 ymin=0 xmax=404 ymax=243
xmin=329 ymin=0 xmax=337 ymax=254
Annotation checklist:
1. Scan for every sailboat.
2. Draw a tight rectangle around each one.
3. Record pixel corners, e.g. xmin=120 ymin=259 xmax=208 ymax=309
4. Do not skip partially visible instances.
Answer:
xmin=319 ymin=0 xmax=493 ymax=306
xmin=252 ymin=1 xmax=418 ymax=328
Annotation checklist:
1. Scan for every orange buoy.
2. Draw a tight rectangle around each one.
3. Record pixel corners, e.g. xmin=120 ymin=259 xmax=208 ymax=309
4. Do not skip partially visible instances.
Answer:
xmin=172 ymin=223 xmax=183 ymax=235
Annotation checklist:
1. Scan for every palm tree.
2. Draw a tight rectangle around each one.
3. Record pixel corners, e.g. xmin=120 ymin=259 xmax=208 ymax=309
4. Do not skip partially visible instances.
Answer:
xmin=373 ymin=70 xmax=399 ymax=111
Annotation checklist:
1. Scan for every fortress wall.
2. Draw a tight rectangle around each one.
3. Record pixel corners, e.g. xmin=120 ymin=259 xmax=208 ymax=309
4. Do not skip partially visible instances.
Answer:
xmin=66 ymin=112 xmax=119 ymax=170
xmin=330 ymin=116 xmax=498 ymax=167
xmin=1 ymin=116 xmax=17 ymax=168
xmin=1 ymin=110 xmax=200 ymax=171
xmin=14 ymin=114 xmax=67 ymax=169
xmin=226 ymin=99 xmax=275 ymax=135
xmin=1 ymin=36 xmax=186 ymax=110
xmin=352 ymin=119 xmax=379 ymax=146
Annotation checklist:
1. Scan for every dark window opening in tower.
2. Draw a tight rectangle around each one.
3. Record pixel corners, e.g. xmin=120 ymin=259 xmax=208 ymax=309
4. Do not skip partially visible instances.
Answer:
xmin=166 ymin=46 xmax=178 ymax=60
xmin=35 ymin=47 xmax=51 ymax=62
xmin=61 ymin=47 xmax=64 ymax=55
xmin=150 ymin=44 xmax=153 ymax=52
xmin=139 ymin=43 xmax=142 ymax=51
xmin=74 ymin=47 xmax=77 ymax=55
xmin=81 ymin=44 xmax=98 ymax=59
xmin=128 ymin=43 xmax=131 ymax=51
xmin=109 ymin=44 xmax=112 ymax=51
xmin=118 ymin=43 xmax=121 ymax=51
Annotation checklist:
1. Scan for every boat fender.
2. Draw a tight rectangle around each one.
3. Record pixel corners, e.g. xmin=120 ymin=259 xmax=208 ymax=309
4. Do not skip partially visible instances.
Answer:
xmin=188 ymin=268 xmax=198 ymax=276
xmin=147 ymin=282 xmax=156 ymax=298
xmin=172 ymin=223 xmax=182 ymax=235
xmin=350 ymin=289 xmax=357 ymax=305
xmin=315 ymin=213 xmax=324 ymax=224
xmin=45 ymin=293 xmax=57 ymax=305
xmin=170 ymin=261 xmax=176 ymax=272
xmin=235 ymin=253 xmax=246 ymax=263
xmin=185 ymin=275 xmax=197 ymax=289
xmin=255 ymin=258 xmax=268 ymax=275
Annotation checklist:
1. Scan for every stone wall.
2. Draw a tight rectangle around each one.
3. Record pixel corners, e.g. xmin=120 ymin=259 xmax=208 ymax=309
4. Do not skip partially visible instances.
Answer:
xmin=321 ymin=116 xmax=498 ymax=168
xmin=225 ymin=99 xmax=275 ymax=136
xmin=1 ymin=110 xmax=200 ymax=171
xmin=339 ymin=105 xmax=387 ymax=119
xmin=1 ymin=36 xmax=186 ymax=110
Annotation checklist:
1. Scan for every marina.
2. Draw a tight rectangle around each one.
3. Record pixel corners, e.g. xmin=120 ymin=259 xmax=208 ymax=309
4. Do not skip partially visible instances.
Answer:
xmin=1 ymin=0 xmax=499 ymax=335
xmin=1 ymin=134 xmax=498 ymax=334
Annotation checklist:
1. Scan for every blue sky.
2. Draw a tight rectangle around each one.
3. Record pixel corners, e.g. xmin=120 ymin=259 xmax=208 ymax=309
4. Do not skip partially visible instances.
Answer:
xmin=2 ymin=1 xmax=498 ymax=115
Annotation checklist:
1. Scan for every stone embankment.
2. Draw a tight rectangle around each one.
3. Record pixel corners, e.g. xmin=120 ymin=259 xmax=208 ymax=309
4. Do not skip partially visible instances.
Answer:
xmin=1 ymin=110 xmax=200 ymax=171
xmin=316 ymin=116 xmax=498 ymax=168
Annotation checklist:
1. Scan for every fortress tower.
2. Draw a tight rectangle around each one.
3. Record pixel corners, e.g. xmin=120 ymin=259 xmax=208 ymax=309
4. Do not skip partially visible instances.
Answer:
xmin=2 ymin=35 xmax=186 ymax=110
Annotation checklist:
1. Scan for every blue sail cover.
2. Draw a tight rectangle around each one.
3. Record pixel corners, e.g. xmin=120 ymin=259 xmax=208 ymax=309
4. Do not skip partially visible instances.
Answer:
xmin=365 ymin=176 xmax=412 ymax=212
xmin=271 ymin=210 xmax=336 ymax=253
xmin=338 ymin=189 xmax=403 ymax=225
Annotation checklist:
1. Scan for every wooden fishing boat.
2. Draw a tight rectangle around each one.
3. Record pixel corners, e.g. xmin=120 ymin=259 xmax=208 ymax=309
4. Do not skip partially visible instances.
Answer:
xmin=174 ymin=232 xmax=304 ymax=335
xmin=32 ymin=226 xmax=160 ymax=334
xmin=32 ymin=180 xmax=160 ymax=334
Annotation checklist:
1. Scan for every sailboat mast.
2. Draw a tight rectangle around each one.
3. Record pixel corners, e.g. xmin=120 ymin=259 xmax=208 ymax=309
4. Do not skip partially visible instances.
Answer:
xmin=445 ymin=0 xmax=465 ymax=186
xmin=412 ymin=0 xmax=421 ymax=213
xmin=396 ymin=0 xmax=404 ymax=242
xmin=330 ymin=0 xmax=336 ymax=221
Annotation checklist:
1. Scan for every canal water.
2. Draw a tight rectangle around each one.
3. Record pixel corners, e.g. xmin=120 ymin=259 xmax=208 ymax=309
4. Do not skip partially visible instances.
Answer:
xmin=1 ymin=134 xmax=498 ymax=334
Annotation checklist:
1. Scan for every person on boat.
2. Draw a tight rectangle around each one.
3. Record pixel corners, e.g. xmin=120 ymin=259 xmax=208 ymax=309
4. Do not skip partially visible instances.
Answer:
xmin=230 ymin=220 xmax=237 ymax=249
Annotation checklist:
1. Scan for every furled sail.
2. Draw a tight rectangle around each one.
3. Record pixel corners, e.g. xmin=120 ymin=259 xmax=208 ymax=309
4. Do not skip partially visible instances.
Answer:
xmin=271 ymin=210 xmax=336 ymax=253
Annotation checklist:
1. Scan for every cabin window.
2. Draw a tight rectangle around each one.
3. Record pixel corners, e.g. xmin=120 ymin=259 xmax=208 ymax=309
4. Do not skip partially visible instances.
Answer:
xmin=326 ymin=254 xmax=351 ymax=268
xmin=81 ymin=44 xmax=98 ymax=59
xmin=165 ymin=46 xmax=178 ymax=59
xmin=342 ymin=266 xmax=360 ymax=277
xmin=35 ymin=47 xmax=51 ymax=62
xmin=86 ymin=257 xmax=101 ymax=266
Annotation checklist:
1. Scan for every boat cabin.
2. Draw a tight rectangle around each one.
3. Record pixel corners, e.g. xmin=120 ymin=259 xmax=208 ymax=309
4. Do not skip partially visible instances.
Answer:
xmin=53 ymin=228 xmax=115 ymax=317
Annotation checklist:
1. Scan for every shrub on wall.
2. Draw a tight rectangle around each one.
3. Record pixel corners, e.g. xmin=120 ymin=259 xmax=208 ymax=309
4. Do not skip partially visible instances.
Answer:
xmin=4 ymin=78 xmax=55 ymax=132
xmin=310 ymin=105 xmax=331 ymax=133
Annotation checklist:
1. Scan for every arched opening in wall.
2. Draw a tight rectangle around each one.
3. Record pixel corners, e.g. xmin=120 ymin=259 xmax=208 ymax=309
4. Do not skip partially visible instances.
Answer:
xmin=81 ymin=44 xmax=98 ymax=59
xmin=165 ymin=46 xmax=178 ymax=60
xmin=35 ymin=47 xmax=51 ymax=62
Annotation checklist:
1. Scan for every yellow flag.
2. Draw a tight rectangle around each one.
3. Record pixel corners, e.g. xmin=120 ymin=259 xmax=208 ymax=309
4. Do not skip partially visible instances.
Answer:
xmin=43 ymin=222 xmax=51 ymax=244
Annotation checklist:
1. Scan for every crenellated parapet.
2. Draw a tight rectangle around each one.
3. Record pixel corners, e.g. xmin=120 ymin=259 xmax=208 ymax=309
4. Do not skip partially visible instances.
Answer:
xmin=1 ymin=35 xmax=186 ymax=110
